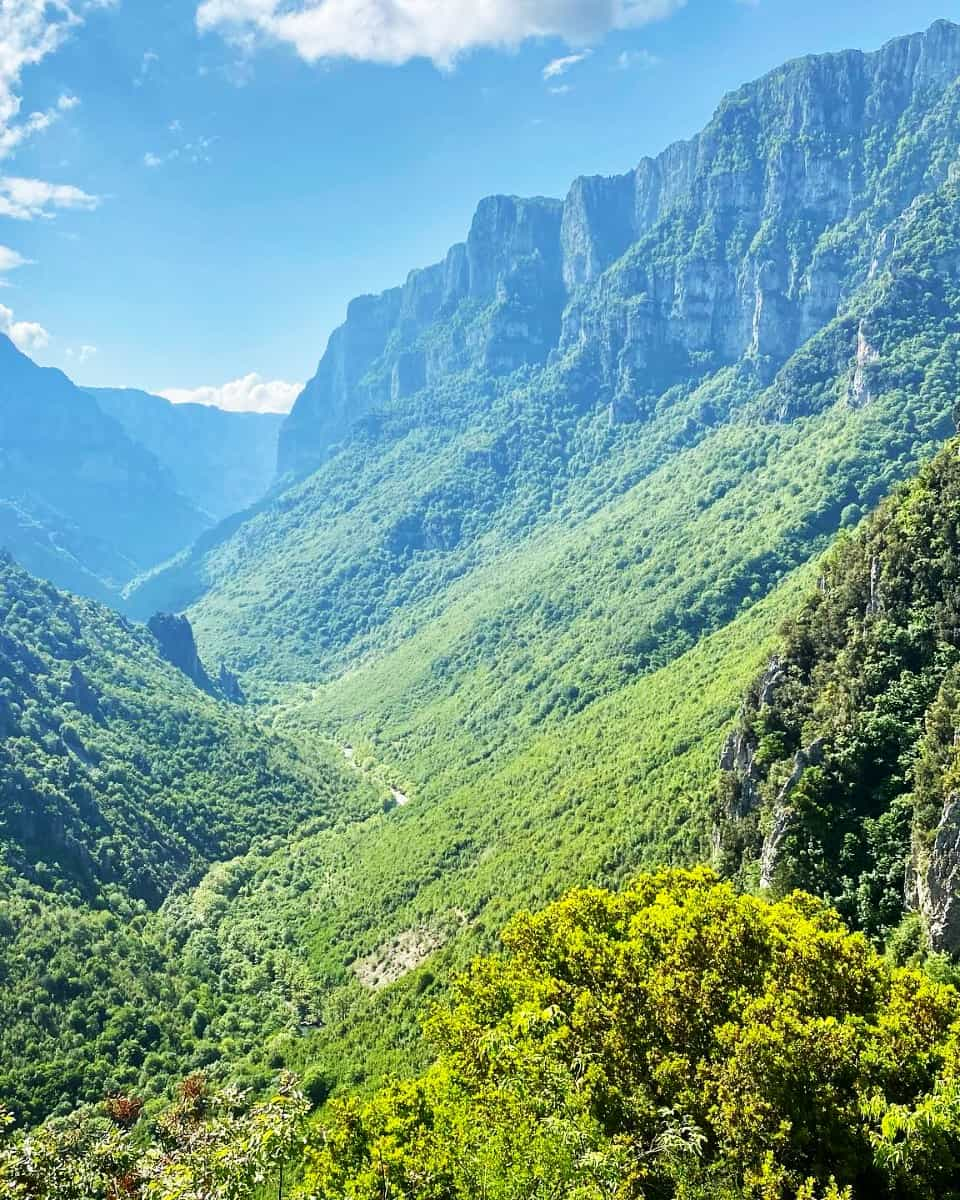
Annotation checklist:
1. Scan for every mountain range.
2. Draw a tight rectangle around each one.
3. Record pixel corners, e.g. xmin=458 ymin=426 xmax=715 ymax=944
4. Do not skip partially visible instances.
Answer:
xmin=5 ymin=18 xmax=960 ymax=1196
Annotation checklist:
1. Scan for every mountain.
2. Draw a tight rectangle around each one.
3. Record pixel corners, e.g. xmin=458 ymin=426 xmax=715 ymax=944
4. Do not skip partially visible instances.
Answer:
xmin=112 ymin=20 xmax=960 ymax=1102
xmin=0 ymin=337 xmax=209 ymax=601
xmin=716 ymin=438 xmax=960 ymax=955
xmin=0 ymin=553 xmax=380 ymax=1120
xmin=133 ymin=20 xmax=960 ymax=786
xmin=91 ymin=387 xmax=284 ymax=522
xmin=13 ymin=16 xmax=960 ymax=1169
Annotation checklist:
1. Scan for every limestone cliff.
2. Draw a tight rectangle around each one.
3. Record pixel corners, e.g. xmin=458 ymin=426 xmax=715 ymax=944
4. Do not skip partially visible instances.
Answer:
xmin=278 ymin=20 xmax=960 ymax=480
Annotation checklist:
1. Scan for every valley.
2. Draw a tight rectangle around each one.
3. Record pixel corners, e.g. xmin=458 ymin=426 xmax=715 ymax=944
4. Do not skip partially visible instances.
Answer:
xmin=4 ymin=15 xmax=960 ymax=1199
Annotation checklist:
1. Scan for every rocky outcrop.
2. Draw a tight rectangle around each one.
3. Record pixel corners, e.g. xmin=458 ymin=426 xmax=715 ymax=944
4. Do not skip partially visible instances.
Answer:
xmin=279 ymin=196 xmax=565 ymax=477
xmin=218 ymin=664 xmax=245 ymax=704
xmin=148 ymin=612 xmax=213 ymax=693
xmin=912 ymin=795 xmax=960 ymax=953
xmin=847 ymin=321 xmax=881 ymax=408
xmin=759 ymin=739 xmax=825 ymax=890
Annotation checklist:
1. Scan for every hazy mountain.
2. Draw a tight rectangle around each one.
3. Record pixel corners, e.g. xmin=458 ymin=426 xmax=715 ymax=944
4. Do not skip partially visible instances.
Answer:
xmin=0 ymin=337 xmax=209 ymax=600
xmin=91 ymin=387 xmax=284 ymax=522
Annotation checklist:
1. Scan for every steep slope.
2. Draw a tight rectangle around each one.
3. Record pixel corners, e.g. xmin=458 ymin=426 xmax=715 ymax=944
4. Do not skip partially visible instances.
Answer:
xmin=92 ymin=388 xmax=284 ymax=522
xmin=0 ymin=555 xmax=381 ymax=1120
xmin=155 ymin=567 xmax=811 ymax=1101
xmin=716 ymin=438 xmax=960 ymax=955
xmin=133 ymin=23 xmax=960 ymax=776
xmin=0 ymin=338 xmax=209 ymax=600
xmin=98 ymin=17 xmax=960 ymax=1111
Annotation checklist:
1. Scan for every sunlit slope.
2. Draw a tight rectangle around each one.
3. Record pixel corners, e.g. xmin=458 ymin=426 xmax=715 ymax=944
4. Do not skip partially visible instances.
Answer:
xmin=181 ymin=568 xmax=811 ymax=1093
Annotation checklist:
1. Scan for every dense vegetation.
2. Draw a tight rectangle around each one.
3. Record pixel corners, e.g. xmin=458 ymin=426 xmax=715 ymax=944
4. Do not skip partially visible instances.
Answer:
xmin=716 ymin=438 xmax=960 ymax=949
xmin=303 ymin=870 xmax=960 ymax=1200
xmin=0 ymin=554 xmax=381 ymax=1121
xmin=9 ymin=22 xmax=960 ymax=1195
xmin=9 ymin=873 xmax=960 ymax=1199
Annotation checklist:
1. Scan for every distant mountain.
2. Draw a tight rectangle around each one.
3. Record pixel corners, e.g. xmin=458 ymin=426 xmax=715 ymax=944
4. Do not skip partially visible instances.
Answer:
xmin=0 ymin=336 xmax=209 ymax=599
xmin=92 ymin=387 xmax=284 ymax=522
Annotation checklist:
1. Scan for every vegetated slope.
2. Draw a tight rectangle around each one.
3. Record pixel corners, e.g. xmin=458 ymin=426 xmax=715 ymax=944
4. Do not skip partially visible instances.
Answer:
xmin=716 ymin=437 xmax=960 ymax=955
xmin=134 ymin=22 xmax=960 ymax=764
xmin=0 ymin=338 xmax=209 ymax=601
xmin=0 ymin=554 xmax=381 ymax=1121
xmin=92 ymin=388 xmax=284 ymax=522
xmin=303 ymin=870 xmax=960 ymax=1200
xmin=7 ymin=873 xmax=960 ymax=1199
xmin=154 ymin=568 xmax=810 ymax=1102
xmin=111 ymin=20 xmax=960 ymax=1101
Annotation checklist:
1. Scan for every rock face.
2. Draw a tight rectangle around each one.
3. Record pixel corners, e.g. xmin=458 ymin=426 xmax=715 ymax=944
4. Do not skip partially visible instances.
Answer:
xmin=280 ymin=195 xmax=565 ymax=476
xmin=912 ymin=796 xmax=960 ymax=954
xmin=148 ymin=613 xmax=213 ymax=693
xmin=758 ymin=739 xmax=826 ymax=890
xmin=278 ymin=20 xmax=960 ymax=480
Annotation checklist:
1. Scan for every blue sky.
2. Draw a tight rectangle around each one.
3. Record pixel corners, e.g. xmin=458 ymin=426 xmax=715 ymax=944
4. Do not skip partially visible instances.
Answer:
xmin=0 ymin=0 xmax=955 ymax=410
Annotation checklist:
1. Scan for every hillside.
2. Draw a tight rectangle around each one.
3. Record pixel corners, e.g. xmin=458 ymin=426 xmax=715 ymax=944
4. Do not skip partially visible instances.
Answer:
xmin=0 ymin=554 xmax=381 ymax=1120
xmin=716 ymin=438 xmax=960 ymax=954
xmin=108 ymin=22 xmax=960 ymax=1112
xmin=132 ymin=23 xmax=960 ymax=823
xmin=10 ymin=17 xmax=960 ymax=1185
xmin=0 ymin=337 xmax=210 ymax=602
xmin=92 ymin=388 xmax=284 ymax=522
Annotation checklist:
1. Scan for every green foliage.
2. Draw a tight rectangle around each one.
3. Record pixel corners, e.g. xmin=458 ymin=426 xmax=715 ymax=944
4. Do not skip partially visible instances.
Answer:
xmin=302 ymin=870 xmax=960 ymax=1200
xmin=716 ymin=439 xmax=960 ymax=939
xmin=0 ymin=555 xmax=380 ymax=1122
xmin=0 ymin=1073 xmax=307 ymax=1199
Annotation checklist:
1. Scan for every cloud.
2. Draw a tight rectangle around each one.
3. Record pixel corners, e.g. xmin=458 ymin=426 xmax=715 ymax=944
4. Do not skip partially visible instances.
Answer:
xmin=0 ymin=244 xmax=31 ymax=271
xmin=0 ymin=176 xmax=100 ymax=220
xmin=158 ymin=373 xmax=303 ymax=414
xmin=0 ymin=302 xmax=48 ymax=352
xmin=0 ymin=3 xmax=111 ymax=223
xmin=543 ymin=49 xmax=590 ymax=79
xmin=0 ymin=2 xmax=108 ymax=155
xmin=66 ymin=343 xmax=96 ymax=363
xmin=196 ymin=0 xmax=686 ymax=69
xmin=144 ymin=129 xmax=216 ymax=169
xmin=615 ymin=47 xmax=659 ymax=68
xmin=134 ymin=49 xmax=160 ymax=86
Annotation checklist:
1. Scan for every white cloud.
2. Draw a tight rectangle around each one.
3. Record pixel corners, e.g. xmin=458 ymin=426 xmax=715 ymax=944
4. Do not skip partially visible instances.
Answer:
xmin=543 ymin=50 xmax=590 ymax=79
xmin=143 ymin=129 xmax=216 ymax=170
xmin=134 ymin=48 xmax=160 ymax=86
xmin=0 ymin=2 xmax=107 ymax=152
xmin=0 ymin=244 xmax=31 ymax=271
xmin=0 ymin=176 xmax=100 ymax=220
xmin=0 ymin=3 xmax=111 ymax=224
xmin=0 ymin=302 xmax=48 ymax=352
xmin=66 ymin=342 xmax=96 ymax=363
xmin=158 ymin=373 xmax=303 ymax=414
xmin=615 ymin=47 xmax=659 ymax=68
xmin=196 ymin=0 xmax=686 ymax=69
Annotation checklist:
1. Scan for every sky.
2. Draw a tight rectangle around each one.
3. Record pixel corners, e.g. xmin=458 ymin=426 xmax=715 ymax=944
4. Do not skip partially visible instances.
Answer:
xmin=0 ymin=0 xmax=955 ymax=412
